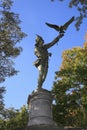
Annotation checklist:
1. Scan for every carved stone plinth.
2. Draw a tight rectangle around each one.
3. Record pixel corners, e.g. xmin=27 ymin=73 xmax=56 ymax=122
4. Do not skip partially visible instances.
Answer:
xmin=27 ymin=89 xmax=56 ymax=127
xmin=26 ymin=88 xmax=62 ymax=130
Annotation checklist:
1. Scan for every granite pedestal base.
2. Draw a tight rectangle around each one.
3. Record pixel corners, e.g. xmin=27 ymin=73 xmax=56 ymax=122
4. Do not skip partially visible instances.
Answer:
xmin=26 ymin=125 xmax=64 ymax=130
xmin=26 ymin=88 xmax=59 ymax=130
xmin=27 ymin=89 xmax=56 ymax=126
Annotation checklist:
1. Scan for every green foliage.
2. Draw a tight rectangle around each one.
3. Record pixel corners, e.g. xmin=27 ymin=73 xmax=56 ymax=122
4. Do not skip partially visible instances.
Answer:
xmin=51 ymin=0 xmax=87 ymax=30
xmin=0 ymin=0 xmax=27 ymax=83
xmin=0 ymin=106 xmax=29 ymax=130
xmin=52 ymin=39 xmax=87 ymax=126
xmin=0 ymin=87 xmax=6 ymax=113
xmin=0 ymin=0 xmax=27 ymax=111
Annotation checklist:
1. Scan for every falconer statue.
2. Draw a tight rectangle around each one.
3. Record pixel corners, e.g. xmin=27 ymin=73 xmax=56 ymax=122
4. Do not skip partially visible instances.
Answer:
xmin=34 ymin=16 xmax=74 ymax=89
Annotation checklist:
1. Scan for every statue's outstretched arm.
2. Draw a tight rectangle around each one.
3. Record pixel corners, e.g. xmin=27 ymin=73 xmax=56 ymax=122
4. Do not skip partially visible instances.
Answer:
xmin=45 ymin=33 xmax=64 ymax=49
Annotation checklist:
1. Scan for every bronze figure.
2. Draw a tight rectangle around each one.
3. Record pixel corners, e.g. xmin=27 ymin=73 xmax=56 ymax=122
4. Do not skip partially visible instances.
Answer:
xmin=34 ymin=33 xmax=64 ymax=89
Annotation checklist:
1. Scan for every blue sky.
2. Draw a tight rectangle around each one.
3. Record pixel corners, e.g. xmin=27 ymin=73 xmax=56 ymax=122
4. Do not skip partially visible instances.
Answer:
xmin=1 ymin=0 xmax=87 ymax=109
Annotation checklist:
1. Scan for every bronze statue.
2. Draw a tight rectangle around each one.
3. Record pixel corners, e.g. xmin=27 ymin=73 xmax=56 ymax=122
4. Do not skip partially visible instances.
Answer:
xmin=34 ymin=17 xmax=74 ymax=89
xmin=34 ymin=33 xmax=64 ymax=89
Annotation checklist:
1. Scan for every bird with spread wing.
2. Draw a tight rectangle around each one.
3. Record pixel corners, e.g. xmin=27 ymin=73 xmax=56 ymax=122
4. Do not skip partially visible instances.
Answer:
xmin=46 ymin=16 xmax=74 ymax=33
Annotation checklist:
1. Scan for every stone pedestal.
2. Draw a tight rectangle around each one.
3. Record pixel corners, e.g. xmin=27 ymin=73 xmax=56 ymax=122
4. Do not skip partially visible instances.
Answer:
xmin=26 ymin=125 xmax=64 ymax=130
xmin=27 ymin=89 xmax=56 ymax=126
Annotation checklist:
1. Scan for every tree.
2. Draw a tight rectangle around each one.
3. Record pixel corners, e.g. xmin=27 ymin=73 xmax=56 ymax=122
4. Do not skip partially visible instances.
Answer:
xmin=51 ymin=0 xmax=87 ymax=30
xmin=0 ymin=87 xmax=5 ymax=113
xmin=0 ymin=0 xmax=26 ymax=83
xmin=0 ymin=105 xmax=28 ymax=130
xmin=0 ymin=0 xmax=26 ymax=109
xmin=52 ymin=33 xmax=87 ymax=127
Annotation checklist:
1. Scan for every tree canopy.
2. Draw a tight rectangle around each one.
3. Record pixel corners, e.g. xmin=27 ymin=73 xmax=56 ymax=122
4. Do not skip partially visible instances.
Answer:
xmin=0 ymin=87 xmax=6 ymax=113
xmin=0 ymin=0 xmax=26 ymax=115
xmin=0 ymin=0 xmax=26 ymax=83
xmin=52 ymin=33 xmax=87 ymax=127
xmin=0 ymin=105 xmax=28 ymax=130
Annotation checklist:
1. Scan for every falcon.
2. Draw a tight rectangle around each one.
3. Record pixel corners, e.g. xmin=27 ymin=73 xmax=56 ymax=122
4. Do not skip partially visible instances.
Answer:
xmin=46 ymin=16 xmax=74 ymax=33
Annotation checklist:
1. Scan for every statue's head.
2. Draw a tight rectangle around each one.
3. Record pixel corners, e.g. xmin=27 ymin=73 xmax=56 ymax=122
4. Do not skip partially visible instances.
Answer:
xmin=35 ymin=35 xmax=44 ymax=45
